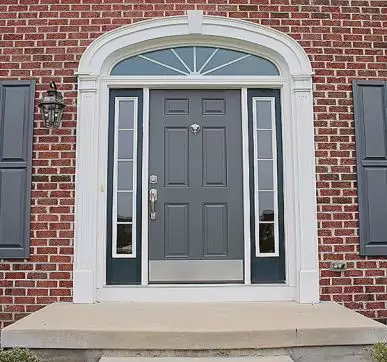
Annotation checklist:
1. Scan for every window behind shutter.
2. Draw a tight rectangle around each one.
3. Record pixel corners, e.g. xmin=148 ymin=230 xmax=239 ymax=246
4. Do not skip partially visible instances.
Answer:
xmin=0 ymin=80 xmax=35 ymax=258
xmin=353 ymin=80 xmax=387 ymax=256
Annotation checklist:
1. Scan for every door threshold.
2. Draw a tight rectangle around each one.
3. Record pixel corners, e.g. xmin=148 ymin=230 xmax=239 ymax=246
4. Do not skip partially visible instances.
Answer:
xmin=102 ymin=283 xmax=285 ymax=287
xmin=148 ymin=260 xmax=244 ymax=283
xmin=97 ymin=284 xmax=296 ymax=302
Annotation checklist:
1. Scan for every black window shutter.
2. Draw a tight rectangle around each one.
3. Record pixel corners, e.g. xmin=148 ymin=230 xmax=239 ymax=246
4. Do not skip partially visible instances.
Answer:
xmin=353 ymin=80 xmax=387 ymax=256
xmin=0 ymin=80 xmax=35 ymax=258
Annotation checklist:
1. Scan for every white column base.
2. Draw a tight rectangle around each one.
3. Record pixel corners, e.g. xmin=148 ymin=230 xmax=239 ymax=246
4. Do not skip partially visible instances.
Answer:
xmin=298 ymin=269 xmax=319 ymax=303
xmin=73 ymin=270 xmax=95 ymax=303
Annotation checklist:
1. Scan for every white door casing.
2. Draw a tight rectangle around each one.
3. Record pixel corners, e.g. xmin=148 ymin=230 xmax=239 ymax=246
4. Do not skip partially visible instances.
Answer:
xmin=75 ymin=11 xmax=318 ymax=303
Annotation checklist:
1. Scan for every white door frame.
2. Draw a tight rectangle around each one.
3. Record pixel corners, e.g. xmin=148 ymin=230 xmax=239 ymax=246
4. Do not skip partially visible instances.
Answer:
xmin=75 ymin=12 xmax=319 ymax=304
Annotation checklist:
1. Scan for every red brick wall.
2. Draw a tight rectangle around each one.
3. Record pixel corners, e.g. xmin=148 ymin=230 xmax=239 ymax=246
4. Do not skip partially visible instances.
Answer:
xmin=0 ymin=0 xmax=386 ymax=329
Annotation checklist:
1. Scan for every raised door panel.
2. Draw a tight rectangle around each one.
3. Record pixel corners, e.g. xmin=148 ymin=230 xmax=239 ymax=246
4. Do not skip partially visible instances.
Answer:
xmin=202 ymin=128 xmax=227 ymax=187
xmin=164 ymin=127 xmax=189 ymax=187
xmin=164 ymin=204 xmax=189 ymax=258
xmin=202 ymin=99 xmax=226 ymax=115
xmin=203 ymin=203 xmax=228 ymax=257
xmin=164 ymin=98 xmax=189 ymax=115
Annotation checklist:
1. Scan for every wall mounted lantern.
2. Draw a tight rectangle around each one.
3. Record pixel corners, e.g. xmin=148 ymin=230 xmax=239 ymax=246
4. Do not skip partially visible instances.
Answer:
xmin=38 ymin=81 xmax=66 ymax=128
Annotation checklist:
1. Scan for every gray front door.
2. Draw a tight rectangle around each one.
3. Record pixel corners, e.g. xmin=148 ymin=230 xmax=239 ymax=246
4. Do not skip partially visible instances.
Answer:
xmin=148 ymin=90 xmax=244 ymax=283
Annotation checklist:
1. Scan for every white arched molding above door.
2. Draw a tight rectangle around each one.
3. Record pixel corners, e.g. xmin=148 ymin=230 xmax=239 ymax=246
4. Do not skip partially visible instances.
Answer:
xmin=78 ymin=11 xmax=311 ymax=76
xmin=75 ymin=11 xmax=318 ymax=304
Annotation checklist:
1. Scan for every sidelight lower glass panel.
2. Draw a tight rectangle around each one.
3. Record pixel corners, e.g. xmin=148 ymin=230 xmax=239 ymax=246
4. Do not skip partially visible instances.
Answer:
xmin=259 ymin=223 xmax=275 ymax=254
xmin=116 ymin=223 xmax=133 ymax=255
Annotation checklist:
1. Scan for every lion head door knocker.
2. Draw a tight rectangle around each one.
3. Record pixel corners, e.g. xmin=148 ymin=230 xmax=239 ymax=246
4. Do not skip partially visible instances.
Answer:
xmin=190 ymin=123 xmax=201 ymax=135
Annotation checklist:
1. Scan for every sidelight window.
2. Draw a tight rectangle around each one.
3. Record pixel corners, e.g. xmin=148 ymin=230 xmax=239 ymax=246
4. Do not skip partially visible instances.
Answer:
xmin=252 ymin=98 xmax=279 ymax=257
xmin=112 ymin=97 xmax=138 ymax=258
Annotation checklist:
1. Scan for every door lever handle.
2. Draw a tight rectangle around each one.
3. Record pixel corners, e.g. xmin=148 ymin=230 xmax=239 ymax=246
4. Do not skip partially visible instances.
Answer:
xmin=149 ymin=188 xmax=157 ymax=220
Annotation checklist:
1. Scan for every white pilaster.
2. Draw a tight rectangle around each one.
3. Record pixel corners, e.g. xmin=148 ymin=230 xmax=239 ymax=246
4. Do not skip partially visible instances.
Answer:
xmin=292 ymin=75 xmax=319 ymax=303
xmin=74 ymin=74 xmax=99 ymax=303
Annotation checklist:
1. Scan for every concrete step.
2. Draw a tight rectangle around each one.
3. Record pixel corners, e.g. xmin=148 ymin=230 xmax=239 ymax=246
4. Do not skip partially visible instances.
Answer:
xmin=99 ymin=358 xmax=294 ymax=362
xmin=2 ymin=301 xmax=386 ymax=350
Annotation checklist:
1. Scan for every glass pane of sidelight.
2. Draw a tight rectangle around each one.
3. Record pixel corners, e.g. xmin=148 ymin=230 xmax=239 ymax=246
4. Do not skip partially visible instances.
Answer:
xmin=258 ymin=160 xmax=274 ymax=190
xmin=259 ymin=223 xmax=275 ymax=254
xmin=257 ymin=130 xmax=273 ymax=159
xmin=255 ymin=100 xmax=272 ymax=129
xmin=117 ymin=161 xmax=133 ymax=191
xmin=117 ymin=192 xmax=133 ymax=222
xmin=258 ymin=191 xmax=274 ymax=222
xmin=118 ymin=130 xmax=134 ymax=160
xmin=118 ymin=100 xmax=135 ymax=129
xmin=116 ymin=223 xmax=133 ymax=255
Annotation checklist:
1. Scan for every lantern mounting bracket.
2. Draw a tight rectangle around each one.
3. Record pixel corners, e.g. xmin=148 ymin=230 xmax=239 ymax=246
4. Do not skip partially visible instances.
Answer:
xmin=50 ymin=81 xmax=57 ymax=90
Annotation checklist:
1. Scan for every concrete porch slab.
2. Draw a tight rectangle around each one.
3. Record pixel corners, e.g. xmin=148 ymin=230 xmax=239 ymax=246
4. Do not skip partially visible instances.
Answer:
xmin=1 ymin=302 xmax=386 ymax=350
xmin=99 ymin=358 xmax=294 ymax=362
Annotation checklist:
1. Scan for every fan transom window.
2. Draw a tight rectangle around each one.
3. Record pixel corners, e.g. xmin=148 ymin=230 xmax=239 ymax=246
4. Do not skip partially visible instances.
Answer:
xmin=111 ymin=46 xmax=279 ymax=76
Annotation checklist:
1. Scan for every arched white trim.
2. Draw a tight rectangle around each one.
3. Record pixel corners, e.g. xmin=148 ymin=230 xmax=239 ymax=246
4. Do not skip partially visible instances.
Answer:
xmin=78 ymin=14 xmax=312 ymax=77
xmin=74 ymin=12 xmax=319 ymax=305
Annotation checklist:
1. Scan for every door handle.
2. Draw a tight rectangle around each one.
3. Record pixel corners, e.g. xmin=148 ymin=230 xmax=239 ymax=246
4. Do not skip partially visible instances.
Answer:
xmin=149 ymin=188 xmax=158 ymax=220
